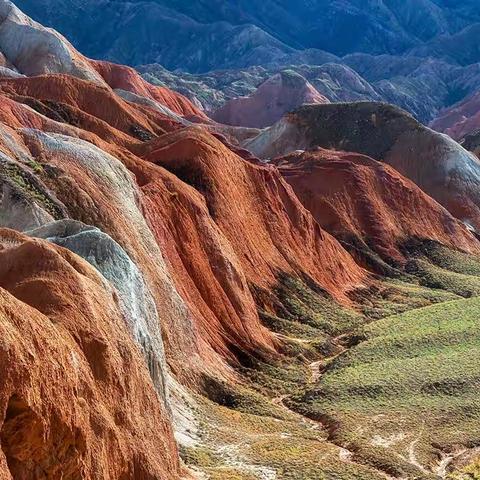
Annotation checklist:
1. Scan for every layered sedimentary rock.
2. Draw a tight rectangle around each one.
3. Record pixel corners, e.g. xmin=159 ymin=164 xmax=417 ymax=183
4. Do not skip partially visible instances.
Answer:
xmin=246 ymin=103 xmax=480 ymax=233
xmin=0 ymin=10 xmax=362 ymax=405
xmin=123 ymin=127 xmax=368 ymax=373
xmin=27 ymin=219 xmax=169 ymax=394
xmin=2 ymin=2 xmax=480 ymax=478
xmin=431 ymin=91 xmax=480 ymax=140
xmin=13 ymin=0 xmax=480 ymax=126
xmin=90 ymin=60 xmax=207 ymax=120
xmin=274 ymin=149 xmax=480 ymax=269
xmin=14 ymin=0 xmax=480 ymax=71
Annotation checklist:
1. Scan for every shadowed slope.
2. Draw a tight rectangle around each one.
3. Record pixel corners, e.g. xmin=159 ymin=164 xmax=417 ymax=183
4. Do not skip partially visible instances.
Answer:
xmin=246 ymin=102 xmax=480 ymax=233
xmin=141 ymin=127 xmax=365 ymax=302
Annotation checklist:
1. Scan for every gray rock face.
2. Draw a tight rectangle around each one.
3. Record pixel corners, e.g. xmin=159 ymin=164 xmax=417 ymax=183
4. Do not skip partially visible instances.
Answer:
xmin=0 ymin=0 xmax=104 ymax=82
xmin=27 ymin=219 xmax=169 ymax=397
xmin=140 ymin=59 xmax=480 ymax=124
xmin=11 ymin=0 xmax=480 ymax=123
xmin=14 ymin=0 xmax=480 ymax=70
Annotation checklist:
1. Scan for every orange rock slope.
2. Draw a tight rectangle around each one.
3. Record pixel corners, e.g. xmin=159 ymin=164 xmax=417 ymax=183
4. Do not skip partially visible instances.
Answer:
xmin=0 ymin=73 xmax=366 ymax=387
xmin=274 ymin=149 xmax=480 ymax=269
xmin=133 ymin=128 xmax=365 ymax=364
xmin=90 ymin=60 xmax=208 ymax=120
xmin=0 ymin=229 xmax=179 ymax=479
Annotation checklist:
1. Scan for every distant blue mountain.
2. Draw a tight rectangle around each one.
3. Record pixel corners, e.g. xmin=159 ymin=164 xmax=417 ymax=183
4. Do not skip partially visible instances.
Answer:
xmin=14 ymin=0 xmax=480 ymax=72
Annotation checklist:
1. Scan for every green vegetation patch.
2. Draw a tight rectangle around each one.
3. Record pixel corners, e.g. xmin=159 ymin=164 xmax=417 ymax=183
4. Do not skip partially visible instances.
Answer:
xmin=293 ymin=296 xmax=480 ymax=478
xmin=0 ymin=160 xmax=64 ymax=219
xmin=182 ymin=393 xmax=386 ymax=480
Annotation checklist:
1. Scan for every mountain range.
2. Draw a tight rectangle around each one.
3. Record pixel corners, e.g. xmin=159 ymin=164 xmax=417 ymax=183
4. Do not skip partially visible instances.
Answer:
xmin=14 ymin=0 xmax=480 ymax=125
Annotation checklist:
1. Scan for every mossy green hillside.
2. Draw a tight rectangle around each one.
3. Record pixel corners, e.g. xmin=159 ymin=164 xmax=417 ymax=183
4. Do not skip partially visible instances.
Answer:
xmin=293 ymin=296 xmax=480 ymax=478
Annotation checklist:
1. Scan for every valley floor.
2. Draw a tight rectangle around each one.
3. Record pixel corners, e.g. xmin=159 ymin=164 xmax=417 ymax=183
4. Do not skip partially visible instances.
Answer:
xmin=181 ymin=244 xmax=480 ymax=480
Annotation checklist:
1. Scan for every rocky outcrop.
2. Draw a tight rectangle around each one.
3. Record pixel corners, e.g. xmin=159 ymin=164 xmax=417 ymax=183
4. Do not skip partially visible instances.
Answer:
xmin=2 ymin=3 xmax=480 ymax=478
xmin=0 ymin=0 xmax=104 ymax=82
xmin=246 ymin=103 xmax=480 ymax=233
xmin=27 ymin=219 xmax=169 ymax=395
xmin=212 ymin=71 xmax=328 ymax=128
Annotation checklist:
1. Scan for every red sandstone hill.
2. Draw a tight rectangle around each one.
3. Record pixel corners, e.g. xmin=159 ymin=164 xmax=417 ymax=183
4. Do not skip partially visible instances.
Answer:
xmin=0 ymin=229 xmax=179 ymax=479
xmin=273 ymin=149 xmax=480 ymax=269
xmin=246 ymin=103 xmax=480 ymax=234
xmin=0 ymin=75 xmax=180 ymax=142
xmin=140 ymin=128 xmax=364 ymax=301
xmin=0 ymin=75 xmax=365 ymax=388
xmin=90 ymin=60 xmax=208 ymax=120
xmin=212 ymin=71 xmax=328 ymax=128
xmin=0 ymin=66 xmax=367 ymax=374
xmin=126 ymin=127 xmax=366 ymax=369
xmin=2 ymin=3 xmax=480 ymax=478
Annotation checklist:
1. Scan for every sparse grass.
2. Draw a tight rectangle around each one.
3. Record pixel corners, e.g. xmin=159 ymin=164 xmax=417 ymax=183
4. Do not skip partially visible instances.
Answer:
xmin=411 ymin=243 xmax=480 ymax=278
xmin=293 ymin=296 xmax=480 ymax=478
xmin=351 ymin=278 xmax=460 ymax=319
xmin=273 ymin=274 xmax=364 ymax=336
xmin=0 ymin=161 xmax=63 ymax=218
xmin=184 ymin=244 xmax=480 ymax=479
xmin=408 ymin=258 xmax=480 ymax=297
xmin=450 ymin=457 xmax=480 ymax=479
xmin=181 ymin=393 xmax=386 ymax=480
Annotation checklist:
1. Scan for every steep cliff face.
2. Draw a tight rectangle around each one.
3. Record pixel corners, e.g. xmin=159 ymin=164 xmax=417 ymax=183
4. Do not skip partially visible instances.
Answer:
xmin=0 ymin=229 xmax=179 ymax=479
xmin=2 ymin=2 xmax=480 ymax=479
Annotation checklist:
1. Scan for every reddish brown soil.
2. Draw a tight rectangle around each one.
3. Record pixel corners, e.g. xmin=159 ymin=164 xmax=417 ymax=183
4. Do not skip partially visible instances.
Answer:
xmin=274 ymin=149 xmax=480 ymax=265
xmin=91 ymin=60 xmax=208 ymax=120
xmin=0 ymin=229 xmax=179 ymax=479
xmin=431 ymin=92 xmax=480 ymax=140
